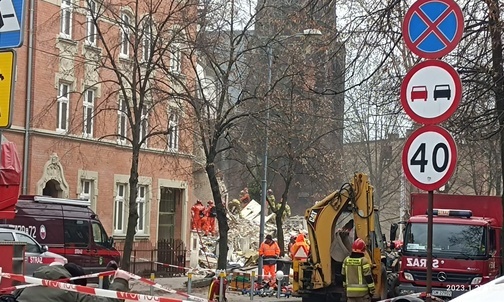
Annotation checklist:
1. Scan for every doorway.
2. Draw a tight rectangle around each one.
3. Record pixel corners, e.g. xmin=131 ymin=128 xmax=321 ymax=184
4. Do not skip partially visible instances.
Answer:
xmin=158 ymin=187 xmax=181 ymax=240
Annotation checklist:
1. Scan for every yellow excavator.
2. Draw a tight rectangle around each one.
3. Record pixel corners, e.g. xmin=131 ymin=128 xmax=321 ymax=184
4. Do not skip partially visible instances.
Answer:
xmin=292 ymin=173 xmax=387 ymax=302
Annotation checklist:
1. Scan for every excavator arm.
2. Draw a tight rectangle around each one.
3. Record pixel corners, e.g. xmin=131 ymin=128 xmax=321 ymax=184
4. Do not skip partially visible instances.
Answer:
xmin=296 ymin=173 xmax=385 ymax=300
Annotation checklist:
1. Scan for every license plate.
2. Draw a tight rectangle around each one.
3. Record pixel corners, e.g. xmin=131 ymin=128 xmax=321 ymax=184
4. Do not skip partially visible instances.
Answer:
xmin=432 ymin=290 xmax=453 ymax=297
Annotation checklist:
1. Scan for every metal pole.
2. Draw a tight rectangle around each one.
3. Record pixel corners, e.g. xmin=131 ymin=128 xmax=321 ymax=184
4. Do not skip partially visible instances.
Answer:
xmin=277 ymin=278 xmax=281 ymax=298
xmin=250 ymin=271 xmax=255 ymax=300
xmin=426 ymin=190 xmax=433 ymax=302
xmin=150 ymin=273 xmax=155 ymax=296
xmin=258 ymin=44 xmax=273 ymax=283
xmin=218 ymin=271 xmax=225 ymax=302
xmin=187 ymin=272 xmax=193 ymax=294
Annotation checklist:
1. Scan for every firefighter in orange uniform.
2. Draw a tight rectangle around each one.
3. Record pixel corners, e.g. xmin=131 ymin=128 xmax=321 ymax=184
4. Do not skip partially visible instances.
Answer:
xmin=204 ymin=200 xmax=217 ymax=236
xmin=259 ymin=234 xmax=280 ymax=280
xmin=342 ymin=238 xmax=375 ymax=302
xmin=190 ymin=200 xmax=205 ymax=231
xmin=290 ymin=234 xmax=310 ymax=260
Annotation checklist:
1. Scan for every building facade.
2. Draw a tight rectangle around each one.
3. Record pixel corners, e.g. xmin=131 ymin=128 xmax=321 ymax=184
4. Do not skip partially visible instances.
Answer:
xmin=5 ymin=0 xmax=197 ymax=247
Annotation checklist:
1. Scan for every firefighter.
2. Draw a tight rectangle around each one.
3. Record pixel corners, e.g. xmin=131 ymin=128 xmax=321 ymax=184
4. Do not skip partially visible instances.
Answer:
xmin=190 ymin=199 xmax=205 ymax=231
xmin=204 ymin=200 xmax=217 ymax=236
xmin=341 ymin=238 xmax=375 ymax=302
xmin=240 ymin=188 xmax=251 ymax=205
xmin=267 ymin=189 xmax=276 ymax=214
xmin=290 ymin=233 xmax=310 ymax=260
xmin=228 ymin=198 xmax=241 ymax=215
xmin=259 ymin=234 xmax=280 ymax=280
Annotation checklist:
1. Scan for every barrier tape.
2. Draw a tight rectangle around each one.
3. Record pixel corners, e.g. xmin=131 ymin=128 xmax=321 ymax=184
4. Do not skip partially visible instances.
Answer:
xmin=0 ymin=271 xmax=194 ymax=302
xmin=124 ymin=271 xmax=207 ymax=302
xmin=0 ymin=270 xmax=116 ymax=293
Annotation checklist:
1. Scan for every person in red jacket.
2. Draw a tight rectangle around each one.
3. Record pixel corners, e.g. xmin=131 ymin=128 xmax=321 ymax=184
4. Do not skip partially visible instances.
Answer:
xmin=259 ymin=234 xmax=280 ymax=280
xmin=191 ymin=200 xmax=205 ymax=231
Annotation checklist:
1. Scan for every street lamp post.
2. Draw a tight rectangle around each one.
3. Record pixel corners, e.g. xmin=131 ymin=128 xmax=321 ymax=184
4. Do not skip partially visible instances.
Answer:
xmin=257 ymin=29 xmax=322 ymax=281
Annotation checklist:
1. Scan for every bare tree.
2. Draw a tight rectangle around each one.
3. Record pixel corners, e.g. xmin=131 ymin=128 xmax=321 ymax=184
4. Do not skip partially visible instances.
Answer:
xmin=68 ymin=0 xmax=201 ymax=271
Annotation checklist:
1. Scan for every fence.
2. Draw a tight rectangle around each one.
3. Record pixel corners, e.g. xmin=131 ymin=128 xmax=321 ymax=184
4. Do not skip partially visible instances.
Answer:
xmin=115 ymin=239 xmax=188 ymax=277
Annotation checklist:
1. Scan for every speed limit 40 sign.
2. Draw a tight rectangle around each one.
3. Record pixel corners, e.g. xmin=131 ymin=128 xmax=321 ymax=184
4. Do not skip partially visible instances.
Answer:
xmin=402 ymin=125 xmax=457 ymax=191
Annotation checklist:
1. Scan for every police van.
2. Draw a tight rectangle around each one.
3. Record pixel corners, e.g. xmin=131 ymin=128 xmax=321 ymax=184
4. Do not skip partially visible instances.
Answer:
xmin=6 ymin=195 xmax=121 ymax=274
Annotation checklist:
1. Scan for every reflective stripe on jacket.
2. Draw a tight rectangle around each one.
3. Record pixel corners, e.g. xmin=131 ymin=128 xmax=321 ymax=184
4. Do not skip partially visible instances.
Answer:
xmin=341 ymin=256 xmax=375 ymax=298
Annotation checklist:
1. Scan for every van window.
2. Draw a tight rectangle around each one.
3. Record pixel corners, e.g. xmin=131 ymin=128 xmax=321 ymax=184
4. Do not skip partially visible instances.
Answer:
xmin=64 ymin=220 xmax=90 ymax=247
xmin=92 ymin=222 xmax=109 ymax=247
xmin=0 ymin=232 xmax=14 ymax=241
xmin=17 ymin=233 xmax=40 ymax=253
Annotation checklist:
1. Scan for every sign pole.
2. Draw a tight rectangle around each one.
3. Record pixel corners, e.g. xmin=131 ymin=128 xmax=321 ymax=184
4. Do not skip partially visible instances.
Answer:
xmin=426 ymin=190 xmax=434 ymax=302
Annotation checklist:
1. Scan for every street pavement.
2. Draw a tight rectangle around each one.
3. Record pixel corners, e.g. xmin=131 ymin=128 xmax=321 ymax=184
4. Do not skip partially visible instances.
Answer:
xmin=130 ymin=276 xmax=302 ymax=302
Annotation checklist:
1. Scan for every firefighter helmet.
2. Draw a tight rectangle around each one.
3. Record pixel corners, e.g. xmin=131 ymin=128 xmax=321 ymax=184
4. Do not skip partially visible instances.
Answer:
xmin=352 ymin=238 xmax=366 ymax=253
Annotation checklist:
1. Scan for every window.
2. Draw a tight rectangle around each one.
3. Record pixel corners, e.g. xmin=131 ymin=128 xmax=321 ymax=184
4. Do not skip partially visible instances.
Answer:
xmin=86 ymin=0 xmax=97 ymax=45
xmin=117 ymin=99 xmax=127 ymax=144
xmin=120 ymin=13 xmax=130 ymax=57
xmin=169 ymin=43 xmax=181 ymax=73
xmin=79 ymin=178 xmax=95 ymax=210
xmin=158 ymin=187 xmax=177 ymax=240
xmin=64 ymin=220 xmax=90 ymax=248
xmin=16 ymin=233 xmax=40 ymax=253
xmin=60 ymin=0 xmax=72 ymax=39
xmin=83 ymin=89 xmax=95 ymax=137
xmin=114 ymin=183 xmax=126 ymax=234
xmin=168 ymin=111 xmax=179 ymax=150
xmin=57 ymin=83 xmax=70 ymax=132
xmin=0 ymin=232 xmax=14 ymax=241
xmin=92 ymin=222 xmax=109 ymax=247
xmin=142 ymin=20 xmax=152 ymax=61
xmin=139 ymin=106 xmax=148 ymax=147
xmin=136 ymin=186 xmax=147 ymax=234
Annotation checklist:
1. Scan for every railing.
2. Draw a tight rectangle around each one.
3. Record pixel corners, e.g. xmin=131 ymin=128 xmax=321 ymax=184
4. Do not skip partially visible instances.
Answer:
xmin=115 ymin=238 xmax=187 ymax=277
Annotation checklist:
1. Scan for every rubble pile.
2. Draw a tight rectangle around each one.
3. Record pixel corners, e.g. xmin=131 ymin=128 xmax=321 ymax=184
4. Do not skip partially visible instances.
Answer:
xmin=196 ymin=201 xmax=308 ymax=269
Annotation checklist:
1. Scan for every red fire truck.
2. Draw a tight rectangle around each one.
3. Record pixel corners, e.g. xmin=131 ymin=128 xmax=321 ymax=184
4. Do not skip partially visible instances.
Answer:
xmin=397 ymin=193 xmax=503 ymax=300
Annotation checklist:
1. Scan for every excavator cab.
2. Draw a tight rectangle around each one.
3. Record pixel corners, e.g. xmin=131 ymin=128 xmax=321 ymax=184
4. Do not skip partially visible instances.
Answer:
xmin=293 ymin=173 xmax=387 ymax=302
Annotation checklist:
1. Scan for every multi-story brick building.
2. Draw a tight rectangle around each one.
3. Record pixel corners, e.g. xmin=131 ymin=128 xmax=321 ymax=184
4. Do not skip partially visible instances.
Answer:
xmin=4 ymin=0 xmax=197 ymax=248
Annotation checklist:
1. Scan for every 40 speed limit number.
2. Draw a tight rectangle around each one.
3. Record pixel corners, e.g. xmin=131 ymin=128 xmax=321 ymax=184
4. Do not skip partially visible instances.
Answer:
xmin=402 ymin=125 xmax=457 ymax=191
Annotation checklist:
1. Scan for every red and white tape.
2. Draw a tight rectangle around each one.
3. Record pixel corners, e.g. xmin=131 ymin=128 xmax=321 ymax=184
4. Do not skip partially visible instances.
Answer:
xmin=125 ymin=271 xmax=207 ymax=302
xmin=0 ymin=270 xmax=116 ymax=293
xmin=0 ymin=271 xmax=195 ymax=302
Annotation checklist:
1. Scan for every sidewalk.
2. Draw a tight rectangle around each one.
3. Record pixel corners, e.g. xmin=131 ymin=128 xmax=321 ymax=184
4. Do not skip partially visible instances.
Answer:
xmin=130 ymin=276 xmax=301 ymax=301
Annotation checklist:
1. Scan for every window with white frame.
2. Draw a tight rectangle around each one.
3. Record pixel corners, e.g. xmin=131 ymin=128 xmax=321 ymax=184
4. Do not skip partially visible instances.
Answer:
xmin=118 ymin=99 xmax=127 ymax=144
xmin=120 ymin=13 xmax=130 ymax=57
xmin=168 ymin=110 xmax=179 ymax=150
xmin=142 ymin=20 xmax=152 ymax=62
xmin=57 ymin=83 xmax=70 ymax=132
xmin=86 ymin=0 xmax=97 ymax=45
xmin=139 ymin=106 xmax=148 ymax=147
xmin=136 ymin=185 xmax=147 ymax=234
xmin=79 ymin=179 xmax=95 ymax=210
xmin=169 ymin=43 xmax=181 ymax=73
xmin=114 ymin=183 xmax=126 ymax=234
xmin=60 ymin=0 xmax=72 ymax=39
xmin=83 ymin=89 xmax=95 ymax=137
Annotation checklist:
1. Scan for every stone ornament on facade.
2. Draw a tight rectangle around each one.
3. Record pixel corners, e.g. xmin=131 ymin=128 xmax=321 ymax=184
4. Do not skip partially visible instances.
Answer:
xmin=36 ymin=153 xmax=70 ymax=198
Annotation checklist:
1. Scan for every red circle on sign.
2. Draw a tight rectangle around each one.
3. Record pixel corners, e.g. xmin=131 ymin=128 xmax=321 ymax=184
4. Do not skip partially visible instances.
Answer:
xmin=400 ymin=60 xmax=461 ymax=125
xmin=402 ymin=0 xmax=464 ymax=59
xmin=402 ymin=125 xmax=457 ymax=191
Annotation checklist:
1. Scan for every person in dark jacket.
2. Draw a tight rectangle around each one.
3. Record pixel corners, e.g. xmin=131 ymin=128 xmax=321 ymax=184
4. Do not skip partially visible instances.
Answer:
xmin=16 ymin=262 xmax=130 ymax=302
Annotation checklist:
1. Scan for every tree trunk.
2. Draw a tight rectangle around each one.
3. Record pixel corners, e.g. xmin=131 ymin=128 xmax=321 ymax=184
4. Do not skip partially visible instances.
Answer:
xmin=121 ymin=146 xmax=141 ymax=272
xmin=275 ymin=212 xmax=285 ymax=256
xmin=485 ymin=0 xmax=504 ymax=274
xmin=206 ymin=161 xmax=229 ymax=269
